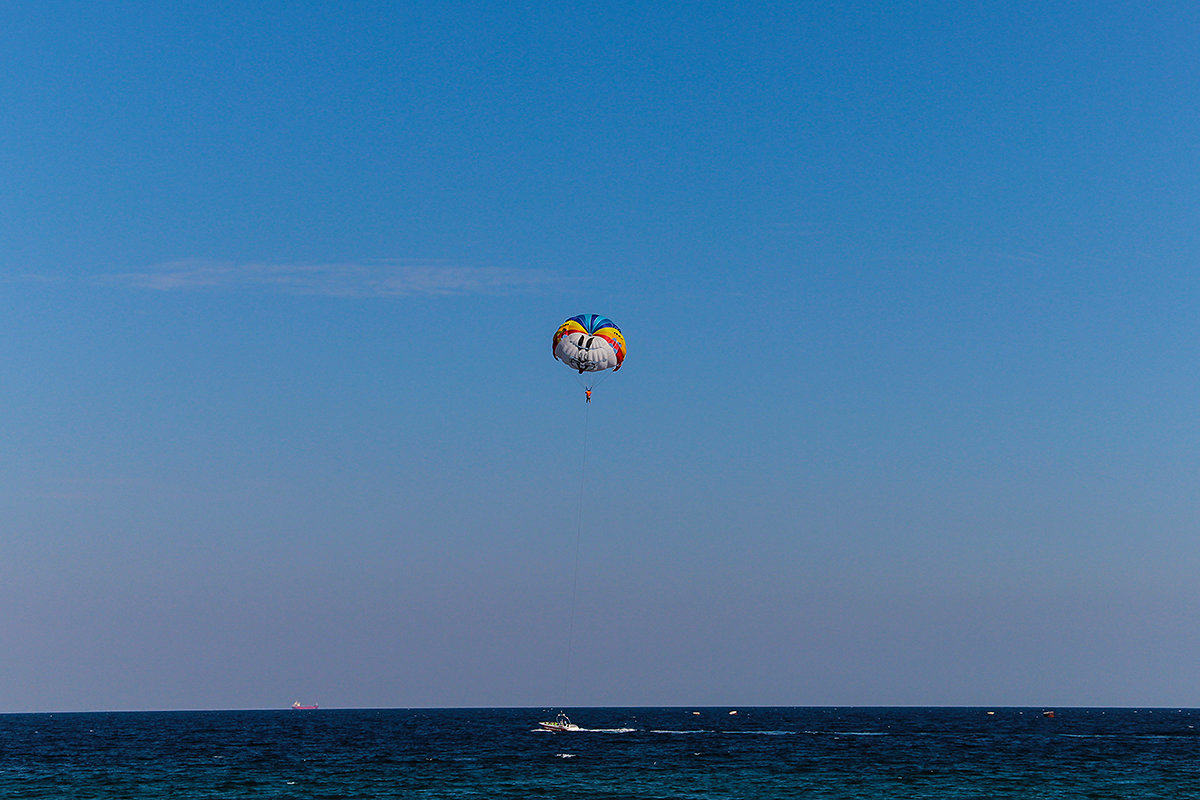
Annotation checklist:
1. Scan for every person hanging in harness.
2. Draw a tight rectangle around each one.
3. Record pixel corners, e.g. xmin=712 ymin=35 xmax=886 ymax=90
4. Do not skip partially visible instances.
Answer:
xmin=585 ymin=389 xmax=592 ymax=403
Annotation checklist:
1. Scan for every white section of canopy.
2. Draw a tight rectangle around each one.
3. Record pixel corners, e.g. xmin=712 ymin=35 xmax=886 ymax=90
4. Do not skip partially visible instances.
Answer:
xmin=554 ymin=333 xmax=619 ymax=372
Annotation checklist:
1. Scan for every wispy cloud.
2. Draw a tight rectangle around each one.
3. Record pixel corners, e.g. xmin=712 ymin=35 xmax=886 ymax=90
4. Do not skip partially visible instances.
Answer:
xmin=96 ymin=259 xmax=558 ymax=296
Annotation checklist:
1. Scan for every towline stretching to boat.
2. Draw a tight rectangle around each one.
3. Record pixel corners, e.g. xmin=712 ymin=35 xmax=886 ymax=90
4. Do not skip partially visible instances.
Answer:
xmin=538 ymin=713 xmax=581 ymax=732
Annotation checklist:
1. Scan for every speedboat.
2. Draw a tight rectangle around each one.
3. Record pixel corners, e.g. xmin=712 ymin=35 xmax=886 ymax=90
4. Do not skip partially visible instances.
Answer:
xmin=538 ymin=712 xmax=581 ymax=732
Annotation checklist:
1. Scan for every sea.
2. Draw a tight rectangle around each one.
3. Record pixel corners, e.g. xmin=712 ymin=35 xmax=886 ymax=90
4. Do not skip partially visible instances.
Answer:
xmin=2 ymin=707 xmax=1199 ymax=798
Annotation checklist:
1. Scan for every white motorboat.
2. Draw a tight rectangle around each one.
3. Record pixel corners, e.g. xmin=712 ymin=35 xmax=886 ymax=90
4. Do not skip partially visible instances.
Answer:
xmin=538 ymin=712 xmax=582 ymax=732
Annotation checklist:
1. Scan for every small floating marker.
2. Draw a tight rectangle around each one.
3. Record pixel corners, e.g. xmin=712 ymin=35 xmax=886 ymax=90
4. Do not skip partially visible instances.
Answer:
xmin=729 ymin=710 xmax=738 ymax=715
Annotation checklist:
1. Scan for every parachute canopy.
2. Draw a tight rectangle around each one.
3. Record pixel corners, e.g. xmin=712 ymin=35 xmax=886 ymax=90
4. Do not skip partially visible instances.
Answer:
xmin=553 ymin=314 xmax=626 ymax=374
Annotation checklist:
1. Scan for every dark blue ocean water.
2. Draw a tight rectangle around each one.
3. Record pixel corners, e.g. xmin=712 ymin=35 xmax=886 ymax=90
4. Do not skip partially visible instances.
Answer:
xmin=2 ymin=707 xmax=1199 ymax=798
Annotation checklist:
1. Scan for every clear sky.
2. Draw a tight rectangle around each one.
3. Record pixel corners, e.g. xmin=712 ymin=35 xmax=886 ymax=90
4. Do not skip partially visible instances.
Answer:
xmin=2 ymin=1 xmax=1199 ymax=712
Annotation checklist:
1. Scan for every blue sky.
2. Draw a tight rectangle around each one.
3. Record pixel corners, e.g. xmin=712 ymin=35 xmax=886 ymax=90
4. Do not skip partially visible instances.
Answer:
xmin=2 ymin=1 xmax=1199 ymax=711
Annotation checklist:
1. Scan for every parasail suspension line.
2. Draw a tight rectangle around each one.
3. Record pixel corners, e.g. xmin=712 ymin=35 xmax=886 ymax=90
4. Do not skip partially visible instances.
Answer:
xmin=563 ymin=397 xmax=590 ymax=704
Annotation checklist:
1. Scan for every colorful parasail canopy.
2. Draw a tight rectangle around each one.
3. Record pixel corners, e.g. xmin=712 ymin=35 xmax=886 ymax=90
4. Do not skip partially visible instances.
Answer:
xmin=552 ymin=314 xmax=626 ymax=374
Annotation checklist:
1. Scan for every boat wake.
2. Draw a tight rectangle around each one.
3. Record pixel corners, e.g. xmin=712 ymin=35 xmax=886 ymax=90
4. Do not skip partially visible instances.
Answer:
xmin=533 ymin=726 xmax=636 ymax=734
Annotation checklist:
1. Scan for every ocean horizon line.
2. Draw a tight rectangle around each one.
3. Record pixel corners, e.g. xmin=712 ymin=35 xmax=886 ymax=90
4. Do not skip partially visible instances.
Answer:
xmin=5 ymin=703 xmax=1197 ymax=716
